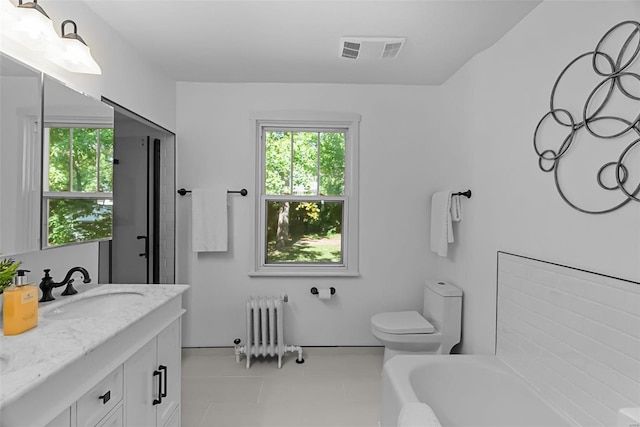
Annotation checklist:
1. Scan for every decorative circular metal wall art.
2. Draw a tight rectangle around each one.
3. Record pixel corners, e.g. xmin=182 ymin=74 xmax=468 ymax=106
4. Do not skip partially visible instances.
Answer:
xmin=534 ymin=20 xmax=640 ymax=214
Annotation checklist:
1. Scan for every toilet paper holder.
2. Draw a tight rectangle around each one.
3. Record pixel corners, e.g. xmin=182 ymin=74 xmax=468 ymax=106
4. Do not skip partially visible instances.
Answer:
xmin=310 ymin=287 xmax=336 ymax=296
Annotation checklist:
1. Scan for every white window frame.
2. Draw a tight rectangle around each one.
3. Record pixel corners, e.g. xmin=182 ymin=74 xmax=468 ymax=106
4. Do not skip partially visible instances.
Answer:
xmin=250 ymin=111 xmax=360 ymax=277
xmin=42 ymin=117 xmax=114 ymax=248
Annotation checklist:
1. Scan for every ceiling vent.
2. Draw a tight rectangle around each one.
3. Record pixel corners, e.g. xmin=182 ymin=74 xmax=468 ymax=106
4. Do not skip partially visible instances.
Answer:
xmin=341 ymin=41 xmax=361 ymax=59
xmin=339 ymin=37 xmax=406 ymax=60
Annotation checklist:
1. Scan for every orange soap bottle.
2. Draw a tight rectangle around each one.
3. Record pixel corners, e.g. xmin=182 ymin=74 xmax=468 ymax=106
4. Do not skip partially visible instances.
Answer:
xmin=3 ymin=270 xmax=38 ymax=336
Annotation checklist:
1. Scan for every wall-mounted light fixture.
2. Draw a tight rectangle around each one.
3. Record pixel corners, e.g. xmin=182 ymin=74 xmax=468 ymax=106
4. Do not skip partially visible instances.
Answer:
xmin=9 ymin=0 xmax=59 ymax=50
xmin=1 ymin=0 xmax=101 ymax=74
xmin=46 ymin=20 xmax=102 ymax=74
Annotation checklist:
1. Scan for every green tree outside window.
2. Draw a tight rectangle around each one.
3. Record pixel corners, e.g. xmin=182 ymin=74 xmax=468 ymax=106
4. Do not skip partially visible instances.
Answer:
xmin=264 ymin=130 xmax=345 ymax=263
xmin=45 ymin=127 xmax=114 ymax=247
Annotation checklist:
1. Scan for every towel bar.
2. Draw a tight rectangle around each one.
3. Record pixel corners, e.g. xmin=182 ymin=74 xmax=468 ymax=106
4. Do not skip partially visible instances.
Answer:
xmin=452 ymin=190 xmax=472 ymax=199
xmin=177 ymin=188 xmax=248 ymax=196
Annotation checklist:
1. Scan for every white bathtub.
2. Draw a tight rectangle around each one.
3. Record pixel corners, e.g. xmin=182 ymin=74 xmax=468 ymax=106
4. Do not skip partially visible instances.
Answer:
xmin=381 ymin=355 xmax=573 ymax=427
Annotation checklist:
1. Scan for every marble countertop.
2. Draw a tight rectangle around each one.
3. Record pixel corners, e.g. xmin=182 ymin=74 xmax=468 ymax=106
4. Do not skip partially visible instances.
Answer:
xmin=0 ymin=283 xmax=189 ymax=408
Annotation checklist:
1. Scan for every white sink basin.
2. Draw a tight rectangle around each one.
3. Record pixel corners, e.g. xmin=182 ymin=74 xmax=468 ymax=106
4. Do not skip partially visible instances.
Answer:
xmin=42 ymin=292 xmax=144 ymax=320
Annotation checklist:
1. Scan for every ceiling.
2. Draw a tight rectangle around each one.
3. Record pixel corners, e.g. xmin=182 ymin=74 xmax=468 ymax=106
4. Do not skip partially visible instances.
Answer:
xmin=83 ymin=0 xmax=542 ymax=85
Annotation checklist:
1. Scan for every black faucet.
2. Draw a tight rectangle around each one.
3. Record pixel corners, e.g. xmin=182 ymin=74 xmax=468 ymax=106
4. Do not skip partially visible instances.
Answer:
xmin=39 ymin=267 xmax=92 ymax=302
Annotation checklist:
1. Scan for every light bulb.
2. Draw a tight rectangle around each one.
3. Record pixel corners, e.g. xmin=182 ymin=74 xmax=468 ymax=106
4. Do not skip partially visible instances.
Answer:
xmin=45 ymin=20 xmax=102 ymax=75
xmin=56 ymin=36 xmax=102 ymax=74
xmin=3 ymin=1 xmax=58 ymax=51
xmin=0 ymin=0 xmax=19 ymax=28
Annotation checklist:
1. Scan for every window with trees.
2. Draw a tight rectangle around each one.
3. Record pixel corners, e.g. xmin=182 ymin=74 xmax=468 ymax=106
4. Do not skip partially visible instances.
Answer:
xmin=43 ymin=125 xmax=114 ymax=247
xmin=253 ymin=112 xmax=360 ymax=276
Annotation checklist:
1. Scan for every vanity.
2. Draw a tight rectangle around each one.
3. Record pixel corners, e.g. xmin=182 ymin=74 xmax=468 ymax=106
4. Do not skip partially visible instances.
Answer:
xmin=0 ymin=283 xmax=188 ymax=427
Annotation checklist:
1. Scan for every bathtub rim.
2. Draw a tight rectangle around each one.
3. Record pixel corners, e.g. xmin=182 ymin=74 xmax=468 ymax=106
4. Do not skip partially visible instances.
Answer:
xmin=381 ymin=354 xmax=577 ymax=427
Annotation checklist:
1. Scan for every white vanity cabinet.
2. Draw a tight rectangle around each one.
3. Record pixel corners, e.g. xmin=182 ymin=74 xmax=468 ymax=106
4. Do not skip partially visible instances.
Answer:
xmin=45 ymin=407 xmax=72 ymax=427
xmin=125 ymin=318 xmax=181 ymax=427
xmin=78 ymin=366 xmax=124 ymax=427
xmin=38 ymin=319 xmax=180 ymax=427
xmin=0 ymin=285 xmax=188 ymax=427
xmin=96 ymin=404 xmax=124 ymax=427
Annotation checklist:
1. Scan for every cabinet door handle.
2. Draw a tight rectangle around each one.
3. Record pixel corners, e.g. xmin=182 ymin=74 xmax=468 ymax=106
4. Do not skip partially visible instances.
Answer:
xmin=99 ymin=390 xmax=111 ymax=405
xmin=159 ymin=365 xmax=168 ymax=398
xmin=152 ymin=369 xmax=163 ymax=405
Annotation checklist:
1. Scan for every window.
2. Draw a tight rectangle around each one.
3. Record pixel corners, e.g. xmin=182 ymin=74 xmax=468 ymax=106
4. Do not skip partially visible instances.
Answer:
xmin=43 ymin=124 xmax=114 ymax=247
xmin=252 ymin=112 xmax=360 ymax=276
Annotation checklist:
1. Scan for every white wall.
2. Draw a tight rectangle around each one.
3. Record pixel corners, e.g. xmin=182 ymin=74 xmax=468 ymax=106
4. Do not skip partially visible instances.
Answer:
xmin=176 ymin=83 xmax=441 ymax=347
xmin=6 ymin=0 xmax=635 ymax=355
xmin=436 ymin=1 xmax=640 ymax=354
xmin=176 ymin=2 xmax=640 ymax=350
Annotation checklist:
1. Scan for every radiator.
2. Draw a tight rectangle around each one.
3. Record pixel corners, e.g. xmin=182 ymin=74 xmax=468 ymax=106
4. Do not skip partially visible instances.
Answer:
xmin=234 ymin=295 xmax=304 ymax=369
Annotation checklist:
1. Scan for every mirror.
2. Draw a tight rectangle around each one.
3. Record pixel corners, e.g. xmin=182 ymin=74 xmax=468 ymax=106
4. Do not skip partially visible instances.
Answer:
xmin=0 ymin=54 xmax=42 ymax=256
xmin=42 ymin=75 xmax=114 ymax=249
xmin=0 ymin=55 xmax=174 ymax=284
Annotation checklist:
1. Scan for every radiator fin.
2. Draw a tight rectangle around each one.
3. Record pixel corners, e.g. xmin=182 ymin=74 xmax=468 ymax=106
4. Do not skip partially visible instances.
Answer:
xmin=245 ymin=296 xmax=286 ymax=368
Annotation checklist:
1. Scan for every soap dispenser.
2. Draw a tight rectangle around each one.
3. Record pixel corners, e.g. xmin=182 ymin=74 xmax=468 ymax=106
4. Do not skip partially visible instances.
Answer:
xmin=3 ymin=269 xmax=38 ymax=335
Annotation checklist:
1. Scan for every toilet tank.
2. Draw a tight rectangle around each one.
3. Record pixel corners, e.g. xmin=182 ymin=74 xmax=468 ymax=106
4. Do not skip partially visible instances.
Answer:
xmin=423 ymin=281 xmax=463 ymax=335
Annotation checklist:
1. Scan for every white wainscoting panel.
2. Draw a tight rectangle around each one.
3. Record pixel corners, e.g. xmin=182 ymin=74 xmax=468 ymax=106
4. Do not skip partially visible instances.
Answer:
xmin=497 ymin=252 xmax=640 ymax=427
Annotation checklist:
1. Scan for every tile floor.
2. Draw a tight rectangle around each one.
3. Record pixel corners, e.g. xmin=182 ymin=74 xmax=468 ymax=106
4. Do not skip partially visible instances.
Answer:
xmin=181 ymin=346 xmax=384 ymax=427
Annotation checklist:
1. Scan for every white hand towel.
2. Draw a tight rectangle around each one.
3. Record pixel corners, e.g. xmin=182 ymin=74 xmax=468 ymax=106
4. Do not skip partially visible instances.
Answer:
xmin=430 ymin=191 xmax=453 ymax=257
xmin=450 ymin=194 xmax=463 ymax=222
xmin=397 ymin=402 xmax=442 ymax=427
xmin=191 ymin=188 xmax=228 ymax=252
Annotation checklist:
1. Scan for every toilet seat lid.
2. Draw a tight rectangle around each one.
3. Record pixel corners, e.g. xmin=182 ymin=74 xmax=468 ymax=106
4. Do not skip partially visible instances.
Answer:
xmin=371 ymin=311 xmax=435 ymax=334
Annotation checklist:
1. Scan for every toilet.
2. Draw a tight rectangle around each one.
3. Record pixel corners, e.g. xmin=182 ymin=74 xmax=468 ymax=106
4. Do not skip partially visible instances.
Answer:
xmin=371 ymin=281 xmax=463 ymax=362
